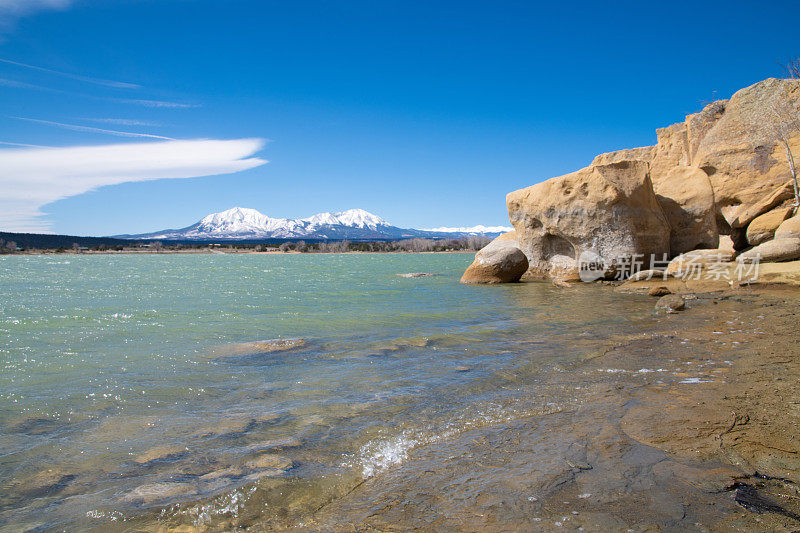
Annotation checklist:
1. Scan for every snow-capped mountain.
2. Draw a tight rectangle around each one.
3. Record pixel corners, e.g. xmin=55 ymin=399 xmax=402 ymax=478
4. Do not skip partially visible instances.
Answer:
xmin=116 ymin=207 xmax=506 ymax=241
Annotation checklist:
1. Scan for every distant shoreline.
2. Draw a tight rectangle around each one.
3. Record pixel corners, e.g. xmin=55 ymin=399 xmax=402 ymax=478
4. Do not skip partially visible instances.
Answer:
xmin=6 ymin=249 xmax=478 ymax=256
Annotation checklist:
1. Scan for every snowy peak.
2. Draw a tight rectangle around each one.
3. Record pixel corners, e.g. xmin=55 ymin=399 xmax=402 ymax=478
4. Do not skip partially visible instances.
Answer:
xmin=197 ymin=207 xmax=273 ymax=234
xmin=117 ymin=207 xmax=508 ymax=241
xmin=304 ymin=208 xmax=387 ymax=229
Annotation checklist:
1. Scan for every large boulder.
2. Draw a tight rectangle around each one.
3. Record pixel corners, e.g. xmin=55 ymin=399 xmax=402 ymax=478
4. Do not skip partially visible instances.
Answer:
xmin=775 ymin=212 xmax=800 ymax=239
xmin=506 ymin=160 xmax=670 ymax=279
xmin=746 ymin=205 xmax=795 ymax=246
xmin=652 ymin=166 xmax=718 ymax=254
xmin=460 ymin=231 xmax=528 ymax=284
xmin=665 ymin=249 xmax=735 ymax=278
xmin=737 ymin=238 xmax=800 ymax=263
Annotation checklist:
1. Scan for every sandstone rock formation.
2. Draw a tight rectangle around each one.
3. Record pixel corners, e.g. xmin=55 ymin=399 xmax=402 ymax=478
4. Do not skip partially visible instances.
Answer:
xmin=652 ymin=166 xmax=718 ymax=254
xmin=462 ymin=78 xmax=800 ymax=283
xmin=737 ymin=238 xmax=800 ymax=263
xmin=506 ymin=160 xmax=670 ymax=279
xmin=460 ymin=231 xmax=528 ymax=284
xmin=665 ymin=249 xmax=735 ymax=278
xmin=746 ymin=206 xmax=794 ymax=246
xmin=775 ymin=213 xmax=800 ymax=239
xmin=692 ymin=79 xmax=800 ymax=231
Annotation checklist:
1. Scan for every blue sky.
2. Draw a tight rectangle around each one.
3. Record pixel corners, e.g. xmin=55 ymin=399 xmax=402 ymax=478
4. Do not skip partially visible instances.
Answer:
xmin=1 ymin=0 xmax=798 ymax=235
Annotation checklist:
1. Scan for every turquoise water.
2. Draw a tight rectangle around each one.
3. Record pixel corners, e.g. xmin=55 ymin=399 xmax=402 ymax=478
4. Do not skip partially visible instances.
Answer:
xmin=0 ymin=253 xmax=655 ymax=531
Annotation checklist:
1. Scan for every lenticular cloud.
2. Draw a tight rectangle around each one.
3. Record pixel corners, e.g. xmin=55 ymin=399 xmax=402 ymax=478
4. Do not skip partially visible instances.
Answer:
xmin=0 ymin=138 xmax=267 ymax=232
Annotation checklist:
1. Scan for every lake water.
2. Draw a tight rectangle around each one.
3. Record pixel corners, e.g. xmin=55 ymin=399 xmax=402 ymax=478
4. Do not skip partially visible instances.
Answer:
xmin=0 ymin=253 xmax=662 ymax=531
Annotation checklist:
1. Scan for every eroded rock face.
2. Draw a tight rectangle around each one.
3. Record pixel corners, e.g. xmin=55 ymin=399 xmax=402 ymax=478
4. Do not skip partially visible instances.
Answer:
xmin=506 ymin=160 xmax=670 ymax=279
xmin=652 ymin=166 xmax=718 ymax=254
xmin=691 ymin=79 xmax=800 ymax=229
xmin=460 ymin=231 xmax=528 ymax=284
xmin=486 ymin=78 xmax=799 ymax=282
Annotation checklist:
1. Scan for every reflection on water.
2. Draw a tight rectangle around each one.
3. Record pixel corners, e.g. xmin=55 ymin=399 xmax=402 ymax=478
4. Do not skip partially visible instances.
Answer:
xmin=0 ymin=254 xmax=658 ymax=531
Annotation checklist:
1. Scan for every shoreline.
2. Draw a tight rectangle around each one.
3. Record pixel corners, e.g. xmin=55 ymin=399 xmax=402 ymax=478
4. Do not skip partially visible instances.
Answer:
xmin=6 ymin=258 xmax=800 ymax=531
xmin=3 ymin=249 xmax=478 ymax=256
xmin=302 ymin=284 xmax=800 ymax=531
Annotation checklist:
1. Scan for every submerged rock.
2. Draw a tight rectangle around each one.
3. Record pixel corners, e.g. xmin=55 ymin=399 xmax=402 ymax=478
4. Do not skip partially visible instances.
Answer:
xmin=245 ymin=453 xmax=294 ymax=471
xmin=194 ymin=417 xmax=255 ymax=439
xmin=134 ymin=444 xmax=189 ymax=464
xmin=12 ymin=468 xmax=75 ymax=498
xmin=121 ymin=481 xmax=197 ymax=505
xmin=245 ymin=437 xmax=302 ymax=453
xmin=397 ymin=272 xmax=437 ymax=278
xmin=199 ymin=466 xmax=245 ymax=482
xmin=209 ymin=338 xmax=306 ymax=358
xmin=655 ymin=294 xmax=686 ymax=313
xmin=460 ymin=231 xmax=528 ymax=284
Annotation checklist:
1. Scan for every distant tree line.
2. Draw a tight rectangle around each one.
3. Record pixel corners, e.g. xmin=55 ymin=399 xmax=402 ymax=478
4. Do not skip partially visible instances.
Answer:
xmin=0 ymin=234 xmax=495 ymax=254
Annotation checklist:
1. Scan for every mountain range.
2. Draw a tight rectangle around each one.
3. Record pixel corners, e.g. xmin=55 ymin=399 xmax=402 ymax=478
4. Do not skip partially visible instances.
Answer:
xmin=115 ymin=207 xmax=512 ymax=241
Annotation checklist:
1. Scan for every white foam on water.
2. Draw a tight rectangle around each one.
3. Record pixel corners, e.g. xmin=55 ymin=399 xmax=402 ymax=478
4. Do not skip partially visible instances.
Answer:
xmin=679 ymin=377 xmax=717 ymax=384
xmin=358 ymin=434 xmax=419 ymax=478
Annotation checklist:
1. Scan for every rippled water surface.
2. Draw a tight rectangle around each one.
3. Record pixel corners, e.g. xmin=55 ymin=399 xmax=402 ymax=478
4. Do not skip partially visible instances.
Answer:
xmin=0 ymin=253 xmax=659 ymax=531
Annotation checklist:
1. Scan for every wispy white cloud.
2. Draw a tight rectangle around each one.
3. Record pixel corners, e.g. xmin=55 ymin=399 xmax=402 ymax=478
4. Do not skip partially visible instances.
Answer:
xmin=423 ymin=225 xmax=514 ymax=234
xmin=0 ymin=140 xmax=51 ymax=147
xmin=0 ymin=138 xmax=268 ymax=232
xmin=82 ymin=118 xmax=161 ymax=127
xmin=0 ymin=57 xmax=140 ymax=89
xmin=0 ymin=0 xmax=73 ymax=34
xmin=0 ymin=76 xmax=62 ymax=91
xmin=10 ymin=116 xmax=173 ymax=140
xmin=112 ymin=97 xmax=201 ymax=109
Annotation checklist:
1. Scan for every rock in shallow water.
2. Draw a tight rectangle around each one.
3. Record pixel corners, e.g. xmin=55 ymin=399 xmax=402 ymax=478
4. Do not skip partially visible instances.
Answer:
xmin=245 ymin=453 xmax=294 ymax=471
xmin=648 ymin=286 xmax=672 ymax=297
xmin=460 ymin=231 xmax=528 ymax=284
xmin=208 ymin=338 xmax=306 ymax=358
xmin=121 ymin=482 xmax=197 ymax=504
xmin=134 ymin=444 xmax=189 ymax=464
xmin=397 ymin=272 xmax=437 ymax=278
xmin=655 ymin=294 xmax=686 ymax=313
xmin=12 ymin=468 xmax=75 ymax=498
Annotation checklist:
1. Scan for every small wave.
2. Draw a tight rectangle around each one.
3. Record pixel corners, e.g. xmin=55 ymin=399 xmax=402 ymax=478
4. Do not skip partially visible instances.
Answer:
xmin=357 ymin=434 xmax=418 ymax=477
xmin=345 ymin=402 xmax=547 ymax=479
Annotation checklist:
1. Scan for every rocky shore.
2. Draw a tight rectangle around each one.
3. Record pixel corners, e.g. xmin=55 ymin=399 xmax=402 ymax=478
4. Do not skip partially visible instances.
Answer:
xmin=434 ymin=77 xmax=800 ymax=530
xmin=462 ymin=77 xmax=800 ymax=286
xmin=307 ymin=284 xmax=800 ymax=531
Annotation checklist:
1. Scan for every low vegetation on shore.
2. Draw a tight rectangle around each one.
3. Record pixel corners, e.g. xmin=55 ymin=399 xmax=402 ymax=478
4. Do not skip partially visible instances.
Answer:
xmin=0 ymin=235 xmax=493 ymax=255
